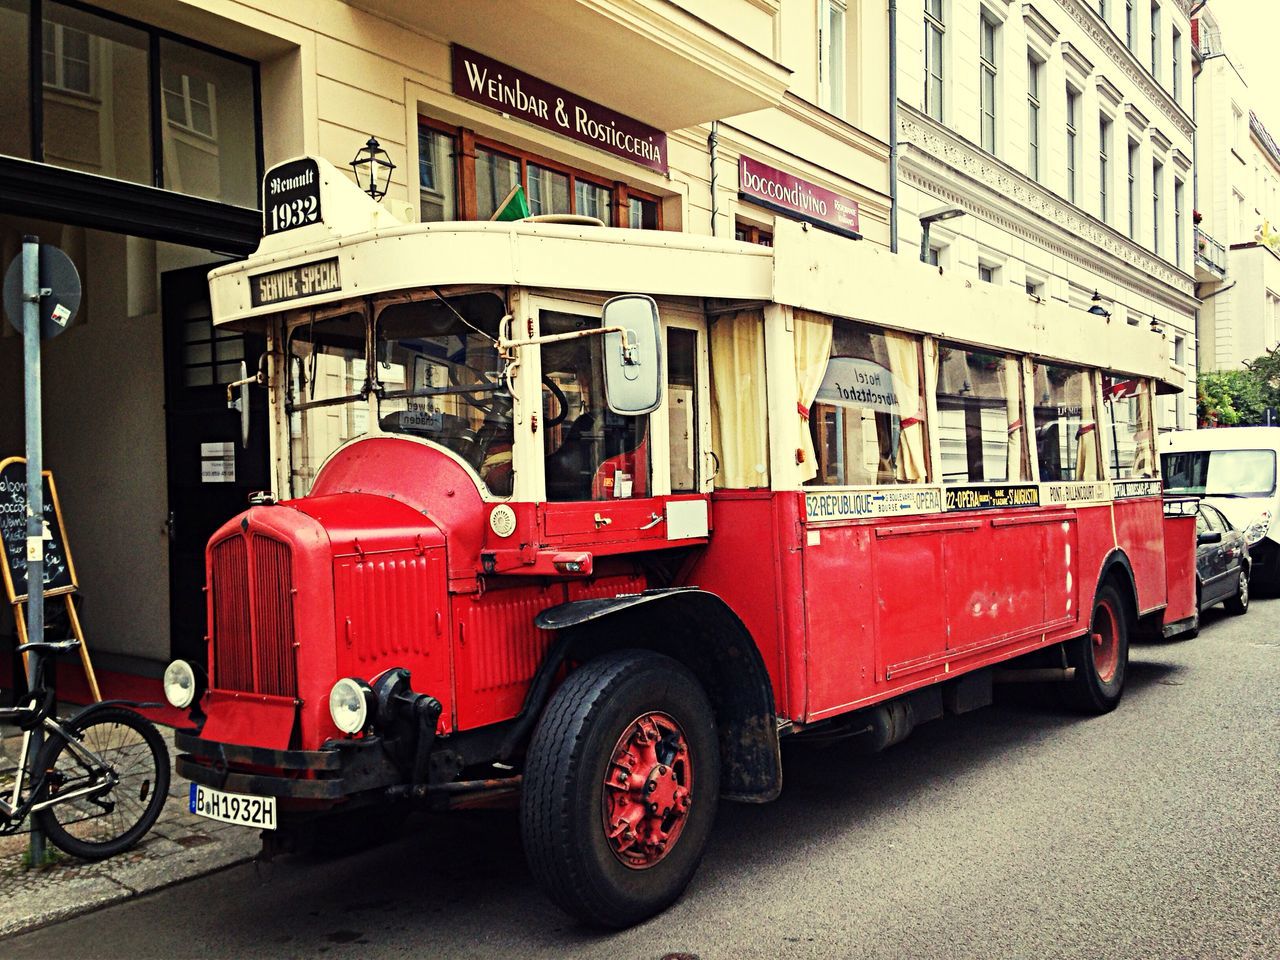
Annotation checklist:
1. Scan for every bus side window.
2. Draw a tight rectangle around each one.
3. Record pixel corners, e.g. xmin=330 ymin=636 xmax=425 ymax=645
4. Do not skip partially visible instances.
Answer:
xmin=1102 ymin=375 xmax=1156 ymax=479
xmin=935 ymin=344 xmax=1028 ymax=483
xmin=667 ymin=327 xmax=698 ymax=492
xmin=540 ymin=310 xmax=649 ymax=502
xmin=801 ymin=314 xmax=929 ymax=487
xmin=1033 ymin=362 xmax=1101 ymax=482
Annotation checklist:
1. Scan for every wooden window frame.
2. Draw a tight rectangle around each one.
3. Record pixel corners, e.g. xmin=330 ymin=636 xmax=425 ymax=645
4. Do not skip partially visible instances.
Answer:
xmin=417 ymin=115 xmax=662 ymax=228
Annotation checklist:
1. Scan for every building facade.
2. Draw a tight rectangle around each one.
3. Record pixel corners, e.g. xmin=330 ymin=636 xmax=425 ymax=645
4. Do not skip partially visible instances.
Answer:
xmin=895 ymin=0 xmax=1198 ymax=431
xmin=1193 ymin=7 xmax=1280 ymax=372
xmin=0 ymin=0 xmax=891 ymax=670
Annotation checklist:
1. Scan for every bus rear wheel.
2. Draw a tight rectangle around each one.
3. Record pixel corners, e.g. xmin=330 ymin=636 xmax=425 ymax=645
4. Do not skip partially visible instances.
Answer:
xmin=1063 ymin=583 xmax=1129 ymax=714
xmin=520 ymin=650 xmax=720 ymax=928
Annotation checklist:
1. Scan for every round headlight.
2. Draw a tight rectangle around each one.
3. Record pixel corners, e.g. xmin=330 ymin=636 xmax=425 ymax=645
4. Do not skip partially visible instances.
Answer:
xmin=163 ymin=659 xmax=197 ymax=710
xmin=329 ymin=678 xmax=373 ymax=734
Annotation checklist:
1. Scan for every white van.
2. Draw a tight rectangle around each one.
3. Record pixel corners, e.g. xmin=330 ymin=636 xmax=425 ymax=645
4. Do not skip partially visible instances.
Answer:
xmin=1161 ymin=426 xmax=1280 ymax=590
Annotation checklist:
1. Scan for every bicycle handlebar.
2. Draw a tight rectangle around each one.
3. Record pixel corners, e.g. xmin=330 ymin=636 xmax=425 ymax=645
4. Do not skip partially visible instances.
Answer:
xmin=16 ymin=639 xmax=81 ymax=654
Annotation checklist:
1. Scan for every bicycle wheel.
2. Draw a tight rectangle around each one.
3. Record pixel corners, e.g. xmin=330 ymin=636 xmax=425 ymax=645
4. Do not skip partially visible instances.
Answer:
xmin=35 ymin=707 xmax=170 ymax=860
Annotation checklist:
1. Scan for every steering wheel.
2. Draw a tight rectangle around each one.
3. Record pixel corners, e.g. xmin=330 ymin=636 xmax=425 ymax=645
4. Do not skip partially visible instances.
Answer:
xmin=543 ymin=374 xmax=569 ymax=428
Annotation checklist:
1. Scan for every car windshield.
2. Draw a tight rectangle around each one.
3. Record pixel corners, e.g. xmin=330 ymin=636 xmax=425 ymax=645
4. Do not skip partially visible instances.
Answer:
xmin=1162 ymin=449 xmax=1277 ymax=497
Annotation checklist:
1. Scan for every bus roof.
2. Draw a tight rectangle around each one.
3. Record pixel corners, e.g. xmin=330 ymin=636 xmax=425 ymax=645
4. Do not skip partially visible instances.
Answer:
xmin=210 ymin=156 xmax=1182 ymax=388
xmin=1161 ymin=426 xmax=1280 ymax=452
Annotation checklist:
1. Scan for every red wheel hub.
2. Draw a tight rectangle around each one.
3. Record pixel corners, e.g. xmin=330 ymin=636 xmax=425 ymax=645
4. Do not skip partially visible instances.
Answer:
xmin=1091 ymin=599 xmax=1120 ymax=683
xmin=602 ymin=712 xmax=693 ymax=869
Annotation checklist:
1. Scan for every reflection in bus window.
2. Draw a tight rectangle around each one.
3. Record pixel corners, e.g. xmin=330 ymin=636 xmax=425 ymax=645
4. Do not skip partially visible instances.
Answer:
xmin=375 ymin=293 xmax=513 ymax=496
xmin=1102 ymin=375 xmax=1156 ymax=479
xmin=1033 ymin=362 xmax=1101 ymax=482
xmin=667 ymin=327 xmax=698 ymax=492
xmin=540 ymin=311 xmax=648 ymax=501
xmin=709 ymin=310 xmax=769 ymax=489
xmin=287 ymin=311 xmax=369 ymax=496
xmin=802 ymin=316 xmax=929 ymax=486
xmin=936 ymin=345 xmax=1028 ymax=483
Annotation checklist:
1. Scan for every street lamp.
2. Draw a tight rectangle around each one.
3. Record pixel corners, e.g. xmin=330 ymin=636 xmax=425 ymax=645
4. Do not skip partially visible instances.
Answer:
xmin=919 ymin=205 xmax=966 ymax=263
xmin=350 ymin=136 xmax=396 ymax=201
xmin=1087 ymin=290 xmax=1112 ymax=319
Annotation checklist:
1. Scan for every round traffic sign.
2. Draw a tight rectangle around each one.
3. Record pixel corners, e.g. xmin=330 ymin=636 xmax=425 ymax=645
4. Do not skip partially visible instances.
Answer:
xmin=3 ymin=242 xmax=83 ymax=340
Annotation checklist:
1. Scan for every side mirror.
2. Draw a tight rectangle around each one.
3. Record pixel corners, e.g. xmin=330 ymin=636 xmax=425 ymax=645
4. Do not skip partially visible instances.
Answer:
xmin=1197 ymin=531 xmax=1222 ymax=546
xmin=226 ymin=355 xmax=267 ymax=449
xmin=601 ymin=295 xmax=662 ymax=415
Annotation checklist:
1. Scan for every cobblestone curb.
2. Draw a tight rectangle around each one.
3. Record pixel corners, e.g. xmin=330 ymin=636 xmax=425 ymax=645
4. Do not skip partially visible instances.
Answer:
xmin=0 ymin=726 xmax=259 ymax=940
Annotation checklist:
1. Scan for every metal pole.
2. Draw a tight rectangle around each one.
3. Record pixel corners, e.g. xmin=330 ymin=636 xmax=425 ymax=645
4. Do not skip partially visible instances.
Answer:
xmin=21 ymin=236 xmax=45 ymax=867
xmin=919 ymin=220 xmax=930 ymax=263
xmin=888 ymin=0 xmax=899 ymax=254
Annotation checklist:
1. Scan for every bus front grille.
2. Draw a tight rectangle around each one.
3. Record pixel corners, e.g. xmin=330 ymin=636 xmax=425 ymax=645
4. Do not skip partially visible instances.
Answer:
xmin=209 ymin=532 xmax=297 ymax=698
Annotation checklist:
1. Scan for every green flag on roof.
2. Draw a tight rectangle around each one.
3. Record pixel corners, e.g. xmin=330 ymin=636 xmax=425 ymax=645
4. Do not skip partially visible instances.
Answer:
xmin=491 ymin=184 xmax=531 ymax=222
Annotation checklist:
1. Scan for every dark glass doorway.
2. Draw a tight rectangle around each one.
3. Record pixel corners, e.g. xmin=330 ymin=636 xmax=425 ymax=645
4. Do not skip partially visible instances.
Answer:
xmin=162 ymin=264 xmax=268 ymax=666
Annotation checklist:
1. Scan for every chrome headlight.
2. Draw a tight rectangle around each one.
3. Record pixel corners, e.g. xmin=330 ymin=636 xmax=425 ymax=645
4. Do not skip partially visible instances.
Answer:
xmin=329 ymin=677 xmax=374 ymax=734
xmin=162 ymin=659 xmax=198 ymax=709
xmin=1244 ymin=511 xmax=1272 ymax=545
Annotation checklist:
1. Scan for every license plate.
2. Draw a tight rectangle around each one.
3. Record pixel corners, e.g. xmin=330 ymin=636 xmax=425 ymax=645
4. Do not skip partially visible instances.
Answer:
xmin=189 ymin=783 xmax=277 ymax=830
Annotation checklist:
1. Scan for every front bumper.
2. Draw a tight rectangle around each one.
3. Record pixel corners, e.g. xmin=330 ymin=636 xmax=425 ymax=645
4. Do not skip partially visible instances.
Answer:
xmin=176 ymin=730 xmax=401 ymax=801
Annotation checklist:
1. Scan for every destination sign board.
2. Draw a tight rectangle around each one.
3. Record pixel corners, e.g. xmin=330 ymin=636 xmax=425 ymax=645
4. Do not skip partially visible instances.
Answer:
xmin=805 ymin=487 xmax=943 ymax=522
xmin=250 ymin=258 xmax=341 ymax=307
xmin=944 ymin=484 xmax=1041 ymax=512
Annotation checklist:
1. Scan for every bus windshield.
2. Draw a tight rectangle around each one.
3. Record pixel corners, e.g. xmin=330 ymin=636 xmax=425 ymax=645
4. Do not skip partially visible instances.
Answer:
xmin=1162 ymin=449 xmax=1277 ymax=498
xmin=284 ymin=291 xmax=513 ymax=497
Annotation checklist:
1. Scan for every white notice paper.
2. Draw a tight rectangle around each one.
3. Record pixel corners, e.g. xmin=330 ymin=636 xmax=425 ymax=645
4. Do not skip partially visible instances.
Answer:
xmin=200 ymin=442 xmax=236 ymax=483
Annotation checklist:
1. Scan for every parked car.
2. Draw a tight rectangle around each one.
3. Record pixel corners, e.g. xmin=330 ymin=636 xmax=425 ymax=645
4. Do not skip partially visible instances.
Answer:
xmin=1193 ymin=502 xmax=1251 ymax=628
xmin=1162 ymin=427 xmax=1280 ymax=591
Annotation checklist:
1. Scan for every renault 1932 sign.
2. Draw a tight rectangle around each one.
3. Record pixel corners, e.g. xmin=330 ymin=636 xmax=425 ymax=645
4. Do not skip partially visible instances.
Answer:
xmin=263 ymin=158 xmax=323 ymax=236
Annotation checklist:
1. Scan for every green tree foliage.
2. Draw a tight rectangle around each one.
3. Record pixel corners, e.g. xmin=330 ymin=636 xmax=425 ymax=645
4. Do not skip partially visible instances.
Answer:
xmin=1198 ymin=347 xmax=1280 ymax=426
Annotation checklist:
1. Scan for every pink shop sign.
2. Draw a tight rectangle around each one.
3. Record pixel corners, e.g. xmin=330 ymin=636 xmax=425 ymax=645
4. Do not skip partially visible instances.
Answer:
xmin=738 ymin=156 xmax=860 ymax=237
xmin=452 ymin=45 xmax=668 ymax=175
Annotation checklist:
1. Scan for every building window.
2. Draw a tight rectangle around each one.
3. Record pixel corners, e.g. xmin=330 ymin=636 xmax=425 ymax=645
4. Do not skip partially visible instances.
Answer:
xmin=1027 ymin=55 xmax=1041 ymax=181
xmin=928 ymin=246 xmax=941 ymax=266
xmin=1100 ymin=116 xmax=1111 ymax=222
xmin=818 ymin=0 xmax=846 ymax=117
xmin=735 ymin=222 xmax=773 ymax=246
xmin=1150 ymin=2 xmax=1160 ymax=77
xmin=431 ymin=128 xmax=661 ymax=228
xmin=1234 ymin=190 xmax=1246 ymax=243
xmin=1128 ymin=139 xmax=1139 ymax=239
xmin=161 ymin=73 xmax=214 ymax=138
xmin=418 ymin=125 xmax=457 ymax=222
xmin=1099 ymin=0 xmax=1107 ymax=19
xmin=1126 ymin=0 xmax=1135 ymax=50
xmin=980 ymin=15 xmax=998 ymax=154
xmin=1174 ymin=178 xmax=1184 ymax=267
xmin=1066 ymin=88 xmax=1079 ymax=203
xmin=924 ymin=0 xmax=945 ymax=121
xmin=42 ymin=21 xmax=91 ymax=95
xmin=1233 ymin=105 xmax=1244 ymax=152
xmin=978 ymin=262 xmax=997 ymax=283
xmin=1172 ymin=27 xmax=1181 ymax=100
xmin=1152 ymin=159 xmax=1162 ymax=253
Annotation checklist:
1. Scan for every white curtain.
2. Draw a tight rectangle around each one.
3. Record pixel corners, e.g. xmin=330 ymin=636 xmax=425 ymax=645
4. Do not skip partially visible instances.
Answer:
xmin=1004 ymin=356 xmax=1026 ymax=481
xmin=1132 ymin=380 xmax=1156 ymax=478
xmin=710 ymin=310 xmax=770 ymax=488
xmin=793 ymin=310 xmax=833 ymax=484
xmin=885 ymin=331 xmax=927 ymax=482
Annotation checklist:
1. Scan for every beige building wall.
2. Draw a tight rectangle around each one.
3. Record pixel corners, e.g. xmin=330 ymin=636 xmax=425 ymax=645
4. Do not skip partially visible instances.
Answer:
xmin=896 ymin=0 xmax=1198 ymax=430
xmin=1194 ymin=15 xmax=1280 ymax=372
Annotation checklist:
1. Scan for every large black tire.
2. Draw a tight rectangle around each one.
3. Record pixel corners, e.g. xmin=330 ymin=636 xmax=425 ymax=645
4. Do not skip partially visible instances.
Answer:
xmin=1062 ymin=583 xmax=1130 ymax=714
xmin=1224 ymin=566 xmax=1251 ymax=616
xmin=521 ymin=650 xmax=720 ymax=928
xmin=36 ymin=707 xmax=170 ymax=860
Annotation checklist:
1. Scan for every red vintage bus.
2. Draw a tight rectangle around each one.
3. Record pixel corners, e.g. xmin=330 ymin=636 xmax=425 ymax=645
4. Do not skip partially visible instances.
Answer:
xmin=165 ymin=158 xmax=1196 ymax=927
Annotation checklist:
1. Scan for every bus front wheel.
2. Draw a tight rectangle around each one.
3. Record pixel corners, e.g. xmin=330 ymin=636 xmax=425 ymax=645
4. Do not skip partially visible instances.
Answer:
xmin=520 ymin=650 xmax=720 ymax=928
xmin=1063 ymin=583 xmax=1130 ymax=714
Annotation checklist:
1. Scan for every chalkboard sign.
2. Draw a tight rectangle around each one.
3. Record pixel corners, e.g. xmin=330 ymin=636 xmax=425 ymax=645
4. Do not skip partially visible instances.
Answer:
xmin=0 ymin=457 xmax=77 ymax=602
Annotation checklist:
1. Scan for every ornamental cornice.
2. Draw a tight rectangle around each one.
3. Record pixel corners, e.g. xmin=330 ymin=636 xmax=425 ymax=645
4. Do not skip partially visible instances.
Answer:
xmin=1058 ymin=0 xmax=1193 ymax=142
xmin=1023 ymin=4 xmax=1060 ymax=48
xmin=1150 ymin=127 xmax=1173 ymax=153
xmin=1125 ymin=101 xmax=1150 ymax=131
xmin=1061 ymin=41 xmax=1094 ymax=78
xmin=898 ymin=109 xmax=1196 ymax=313
xmin=1171 ymin=148 xmax=1192 ymax=173
xmin=1096 ymin=74 xmax=1123 ymax=109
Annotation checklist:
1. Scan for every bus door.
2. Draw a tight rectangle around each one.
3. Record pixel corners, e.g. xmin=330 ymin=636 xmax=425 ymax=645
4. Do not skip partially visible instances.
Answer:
xmin=534 ymin=298 xmax=710 ymax=545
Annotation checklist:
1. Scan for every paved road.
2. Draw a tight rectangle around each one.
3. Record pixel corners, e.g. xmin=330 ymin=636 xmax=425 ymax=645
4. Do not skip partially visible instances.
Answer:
xmin=6 ymin=599 xmax=1278 ymax=960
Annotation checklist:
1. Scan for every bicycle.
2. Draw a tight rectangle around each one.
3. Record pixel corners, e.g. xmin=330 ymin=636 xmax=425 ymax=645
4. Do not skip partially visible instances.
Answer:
xmin=1 ymin=638 xmax=170 ymax=859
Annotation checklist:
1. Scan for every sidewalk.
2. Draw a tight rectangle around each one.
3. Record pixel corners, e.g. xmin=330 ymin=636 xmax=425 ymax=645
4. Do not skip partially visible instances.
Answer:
xmin=0 ymin=724 xmax=259 ymax=939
